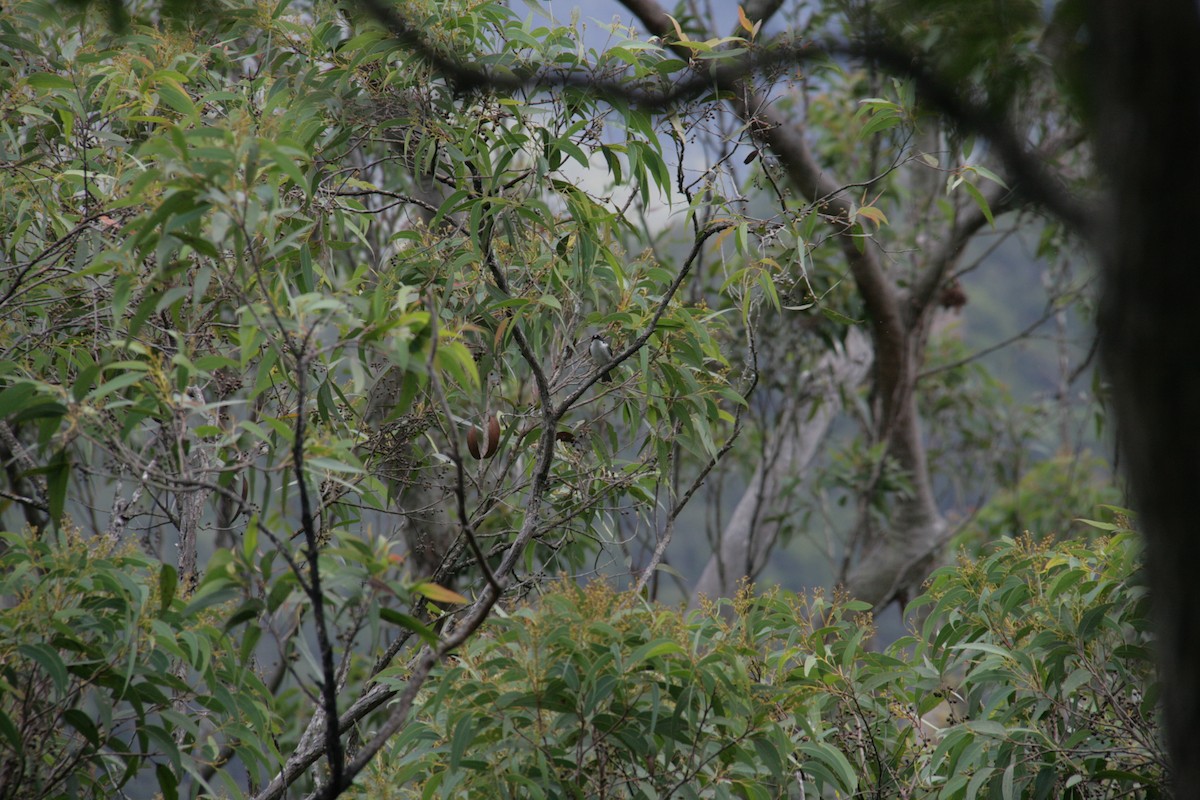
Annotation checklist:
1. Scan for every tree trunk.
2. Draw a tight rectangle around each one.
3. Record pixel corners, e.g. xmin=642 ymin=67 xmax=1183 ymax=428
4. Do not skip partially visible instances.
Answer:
xmin=1090 ymin=2 xmax=1200 ymax=795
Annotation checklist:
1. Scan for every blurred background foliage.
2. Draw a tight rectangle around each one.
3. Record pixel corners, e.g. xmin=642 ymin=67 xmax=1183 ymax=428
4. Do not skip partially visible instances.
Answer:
xmin=0 ymin=0 xmax=1135 ymax=796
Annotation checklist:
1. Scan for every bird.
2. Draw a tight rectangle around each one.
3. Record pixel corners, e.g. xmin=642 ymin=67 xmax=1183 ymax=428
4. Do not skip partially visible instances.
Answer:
xmin=589 ymin=333 xmax=614 ymax=383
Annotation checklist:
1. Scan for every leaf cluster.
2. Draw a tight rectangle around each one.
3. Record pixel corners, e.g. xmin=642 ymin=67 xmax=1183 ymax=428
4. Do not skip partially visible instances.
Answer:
xmin=0 ymin=523 xmax=295 ymax=799
xmin=368 ymin=527 xmax=1163 ymax=799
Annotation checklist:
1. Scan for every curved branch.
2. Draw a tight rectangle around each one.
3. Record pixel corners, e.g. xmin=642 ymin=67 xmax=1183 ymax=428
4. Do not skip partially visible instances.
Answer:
xmin=353 ymin=0 xmax=1087 ymax=235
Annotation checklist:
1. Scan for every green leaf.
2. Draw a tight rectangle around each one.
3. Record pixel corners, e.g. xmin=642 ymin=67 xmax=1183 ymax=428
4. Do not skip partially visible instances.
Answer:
xmin=948 ymin=641 xmax=1015 ymax=660
xmin=961 ymin=180 xmax=995 ymax=227
xmin=0 ymin=382 xmax=38 ymax=419
xmin=796 ymin=741 xmax=857 ymax=793
xmin=434 ymin=340 xmax=480 ymax=389
xmin=963 ymin=719 xmax=1008 ymax=737
xmin=63 ymin=709 xmax=101 ymax=748
xmin=628 ymin=638 xmax=685 ymax=666
xmin=19 ymin=643 xmax=69 ymax=694
xmin=966 ymin=765 xmax=994 ymax=800
xmin=379 ymin=608 xmax=440 ymax=647
xmin=225 ymin=598 xmax=265 ymax=629
xmin=0 ymin=710 xmax=21 ymax=750
xmin=71 ymin=364 xmax=100 ymax=402
xmin=1002 ymin=761 xmax=1016 ymax=800
xmin=156 ymin=763 xmax=180 ymax=800
xmin=1075 ymin=517 xmax=1121 ymax=532
xmin=969 ymin=164 xmax=1009 ymax=189
xmin=154 ymin=76 xmax=195 ymax=117
xmin=820 ymin=307 xmax=862 ymax=325
xmin=1056 ymin=664 xmax=1092 ymax=698
xmin=27 ymin=72 xmax=74 ymax=90
xmin=264 ymin=141 xmax=309 ymax=196
xmin=86 ymin=371 xmax=146 ymax=402
xmin=182 ymin=584 xmax=241 ymax=618
xmin=45 ymin=449 xmax=70 ymax=524
xmin=859 ymin=109 xmax=902 ymax=139
xmin=158 ymin=563 xmax=178 ymax=615
xmin=449 ymin=715 xmax=475 ymax=769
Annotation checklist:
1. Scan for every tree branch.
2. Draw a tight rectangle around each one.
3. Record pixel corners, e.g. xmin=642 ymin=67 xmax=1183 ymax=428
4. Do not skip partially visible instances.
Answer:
xmin=289 ymin=336 xmax=345 ymax=798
